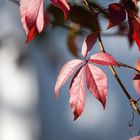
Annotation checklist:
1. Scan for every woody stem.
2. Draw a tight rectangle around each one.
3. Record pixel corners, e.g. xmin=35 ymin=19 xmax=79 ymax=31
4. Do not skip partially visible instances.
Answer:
xmin=83 ymin=0 xmax=140 ymax=115
xmin=98 ymin=32 xmax=140 ymax=115
xmin=119 ymin=62 xmax=140 ymax=73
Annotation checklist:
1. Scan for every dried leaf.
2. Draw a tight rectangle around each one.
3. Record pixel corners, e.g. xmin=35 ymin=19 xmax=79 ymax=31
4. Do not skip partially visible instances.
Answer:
xmin=67 ymin=24 xmax=81 ymax=56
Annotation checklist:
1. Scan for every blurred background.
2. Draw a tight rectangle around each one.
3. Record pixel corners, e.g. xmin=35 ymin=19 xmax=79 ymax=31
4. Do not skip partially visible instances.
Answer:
xmin=0 ymin=0 xmax=140 ymax=140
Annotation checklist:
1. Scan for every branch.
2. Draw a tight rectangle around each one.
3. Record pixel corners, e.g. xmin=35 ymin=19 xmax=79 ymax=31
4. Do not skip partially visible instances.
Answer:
xmin=119 ymin=62 xmax=140 ymax=74
xmin=9 ymin=0 xmax=20 ymax=5
xmin=83 ymin=0 xmax=140 ymax=115
xmin=136 ymin=97 xmax=140 ymax=103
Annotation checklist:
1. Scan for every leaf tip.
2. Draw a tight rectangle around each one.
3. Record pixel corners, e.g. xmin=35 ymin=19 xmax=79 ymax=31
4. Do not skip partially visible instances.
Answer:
xmin=25 ymin=25 xmax=39 ymax=44
xmin=99 ymin=97 xmax=106 ymax=110
xmin=107 ymin=23 xmax=113 ymax=29
xmin=133 ymin=74 xmax=140 ymax=80
xmin=102 ymin=101 xmax=106 ymax=110
xmin=55 ymin=93 xmax=59 ymax=98
xmin=73 ymin=111 xmax=80 ymax=121
xmin=64 ymin=8 xmax=70 ymax=21
xmin=54 ymin=87 xmax=59 ymax=98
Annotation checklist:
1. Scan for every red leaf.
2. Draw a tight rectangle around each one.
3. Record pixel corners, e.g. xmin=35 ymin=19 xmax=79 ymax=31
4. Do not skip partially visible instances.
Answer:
xmin=89 ymin=52 xmax=119 ymax=66
xmin=55 ymin=59 xmax=84 ymax=97
xmin=132 ymin=0 xmax=139 ymax=8
xmin=51 ymin=0 xmax=70 ymax=20
xmin=20 ymin=0 xmax=45 ymax=42
xmin=86 ymin=64 xmax=107 ymax=108
xmin=133 ymin=31 xmax=140 ymax=49
xmin=25 ymin=25 xmax=39 ymax=43
xmin=130 ymin=136 xmax=140 ymax=140
xmin=133 ymin=59 xmax=140 ymax=95
xmin=133 ymin=74 xmax=140 ymax=80
xmin=69 ymin=66 xmax=85 ymax=121
xmin=107 ymin=3 xmax=126 ymax=29
xmin=82 ymin=32 xmax=98 ymax=58
xmin=128 ymin=10 xmax=140 ymax=50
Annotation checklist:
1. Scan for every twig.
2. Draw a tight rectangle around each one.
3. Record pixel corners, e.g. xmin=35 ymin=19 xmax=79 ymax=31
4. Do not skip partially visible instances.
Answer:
xmin=83 ymin=0 xmax=140 ymax=115
xmin=128 ymin=110 xmax=135 ymax=136
xmin=136 ymin=97 xmax=140 ymax=103
xmin=119 ymin=62 xmax=140 ymax=74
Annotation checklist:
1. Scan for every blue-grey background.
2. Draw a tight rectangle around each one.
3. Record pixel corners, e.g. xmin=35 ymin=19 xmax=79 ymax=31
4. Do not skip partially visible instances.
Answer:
xmin=0 ymin=0 xmax=139 ymax=140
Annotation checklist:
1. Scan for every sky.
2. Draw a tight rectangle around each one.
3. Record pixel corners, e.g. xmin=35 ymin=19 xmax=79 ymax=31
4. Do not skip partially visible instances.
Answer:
xmin=0 ymin=0 xmax=139 ymax=140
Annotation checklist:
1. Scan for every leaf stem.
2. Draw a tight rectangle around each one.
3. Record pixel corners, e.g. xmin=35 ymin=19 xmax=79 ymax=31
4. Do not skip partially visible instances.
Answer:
xmin=119 ymin=62 xmax=140 ymax=73
xmin=83 ymin=0 xmax=140 ymax=115
xmin=99 ymin=32 xmax=140 ymax=115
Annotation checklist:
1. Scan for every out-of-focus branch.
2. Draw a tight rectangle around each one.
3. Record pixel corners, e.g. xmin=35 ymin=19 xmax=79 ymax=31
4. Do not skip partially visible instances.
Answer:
xmin=9 ymin=0 xmax=20 ymax=5
xmin=119 ymin=62 xmax=140 ymax=74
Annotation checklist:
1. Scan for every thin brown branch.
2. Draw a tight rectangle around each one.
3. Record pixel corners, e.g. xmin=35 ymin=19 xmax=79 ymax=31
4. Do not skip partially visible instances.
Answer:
xmin=119 ymin=62 xmax=140 ymax=74
xmin=136 ymin=97 xmax=140 ymax=103
xmin=83 ymin=0 xmax=140 ymax=115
